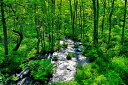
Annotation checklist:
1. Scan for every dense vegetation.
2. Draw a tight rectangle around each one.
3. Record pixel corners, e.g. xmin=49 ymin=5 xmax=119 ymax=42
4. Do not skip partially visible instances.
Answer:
xmin=0 ymin=0 xmax=128 ymax=85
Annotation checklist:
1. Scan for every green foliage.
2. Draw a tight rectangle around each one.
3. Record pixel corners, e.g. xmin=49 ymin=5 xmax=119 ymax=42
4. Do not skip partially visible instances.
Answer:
xmin=104 ymin=71 xmax=125 ymax=85
xmin=67 ymin=53 xmax=74 ymax=60
xmin=75 ymin=61 xmax=125 ymax=85
xmin=74 ymin=46 xmax=128 ymax=85
xmin=61 ymin=42 xmax=68 ymax=48
xmin=53 ymin=42 xmax=68 ymax=52
xmin=0 ymin=52 xmax=24 ymax=73
xmin=120 ymin=42 xmax=128 ymax=57
xmin=74 ymin=43 xmax=79 ymax=48
xmin=84 ymin=48 xmax=98 ymax=62
xmin=25 ymin=59 xmax=54 ymax=81
xmin=0 ymin=44 xmax=5 ymax=64
xmin=52 ymin=81 xmax=78 ymax=85
xmin=1 ymin=73 xmax=10 ymax=84
xmin=110 ymin=56 xmax=128 ymax=84
xmin=10 ymin=75 xmax=19 ymax=81
xmin=75 ymin=64 xmax=98 ymax=85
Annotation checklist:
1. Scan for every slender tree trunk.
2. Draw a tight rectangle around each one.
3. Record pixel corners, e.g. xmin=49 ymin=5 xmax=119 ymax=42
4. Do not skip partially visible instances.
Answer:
xmin=12 ymin=29 xmax=23 ymax=51
xmin=34 ymin=5 xmax=40 ymax=54
xmin=43 ymin=28 xmax=45 ymax=52
xmin=47 ymin=0 xmax=51 ymax=50
xmin=58 ymin=0 xmax=62 ymax=41
xmin=51 ymin=0 xmax=55 ymax=51
xmin=13 ymin=16 xmax=23 ymax=51
xmin=97 ymin=0 xmax=99 ymax=31
xmin=74 ymin=0 xmax=78 ymax=39
xmin=41 ymin=3 xmax=46 ymax=53
xmin=108 ymin=0 xmax=115 ymax=45
xmin=92 ymin=0 xmax=98 ymax=45
xmin=82 ymin=3 xmax=85 ymax=40
xmin=80 ymin=5 xmax=82 ymax=39
xmin=101 ymin=12 xmax=105 ymax=33
xmin=69 ymin=0 xmax=75 ymax=40
xmin=0 ymin=0 xmax=8 ymax=55
xmin=101 ymin=0 xmax=106 ymax=33
xmin=121 ymin=0 xmax=127 ymax=45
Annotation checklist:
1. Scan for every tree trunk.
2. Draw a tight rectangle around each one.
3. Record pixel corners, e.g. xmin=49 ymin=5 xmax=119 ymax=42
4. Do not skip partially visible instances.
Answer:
xmin=12 ymin=30 xmax=23 ymax=51
xmin=34 ymin=4 xmax=40 ymax=54
xmin=69 ymin=0 xmax=75 ymax=40
xmin=80 ymin=5 xmax=82 ymax=39
xmin=121 ymin=0 xmax=127 ymax=45
xmin=51 ymin=0 xmax=55 ymax=51
xmin=0 ymin=0 xmax=8 ymax=55
xmin=101 ymin=0 xmax=106 ymax=33
xmin=92 ymin=0 xmax=98 ymax=45
xmin=108 ymin=0 xmax=115 ymax=45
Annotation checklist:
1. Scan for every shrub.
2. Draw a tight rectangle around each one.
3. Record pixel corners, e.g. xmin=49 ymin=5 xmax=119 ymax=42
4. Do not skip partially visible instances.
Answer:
xmin=104 ymin=71 xmax=125 ymax=85
xmin=53 ymin=46 xmax=60 ymax=52
xmin=11 ymin=75 xmax=19 ymax=81
xmin=85 ymin=48 xmax=98 ymax=62
xmin=54 ymin=42 xmax=68 ymax=52
xmin=25 ymin=59 xmax=54 ymax=82
xmin=0 ymin=53 xmax=23 ymax=73
xmin=52 ymin=81 xmax=78 ymax=85
xmin=75 ymin=63 xmax=125 ymax=85
xmin=61 ymin=42 xmax=68 ymax=48
xmin=110 ymin=56 xmax=128 ymax=84
xmin=74 ymin=44 xmax=79 ymax=48
xmin=67 ymin=53 xmax=74 ymax=60
xmin=75 ymin=64 xmax=98 ymax=85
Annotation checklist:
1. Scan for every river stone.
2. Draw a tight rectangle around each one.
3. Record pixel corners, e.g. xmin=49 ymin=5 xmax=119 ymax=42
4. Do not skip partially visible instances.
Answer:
xmin=60 ymin=40 xmax=64 ymax=45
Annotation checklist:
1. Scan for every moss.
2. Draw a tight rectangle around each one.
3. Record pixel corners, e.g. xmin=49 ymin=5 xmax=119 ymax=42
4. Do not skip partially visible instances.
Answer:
xmin=67 ymin=53 xmax=75 ymax=60
xmin=52 ymin=57 xmax=58 ymax=61
xmin=61 ymin=42 xmax=68 ymax=48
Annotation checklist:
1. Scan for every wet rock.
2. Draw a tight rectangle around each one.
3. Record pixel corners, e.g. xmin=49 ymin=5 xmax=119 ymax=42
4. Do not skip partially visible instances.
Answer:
xmin=58 ymin=57 xmax=66 ymax=61
xmin=60 ymin=40 xmax=64 ymax=45
xmin=75 ymin=42 xmax=83 ymax=45
xmin=78 ymin=55 xmax=87 ymax=60
xmin=17 ymin=77 xmax=34 ymax=85
xmin=52 ymin=57 xmax=58 ymax=61
xmin=53 ymin=52 xmax=59 ymax=57
xmin=16 ymin=68 xmax=29 ymax=79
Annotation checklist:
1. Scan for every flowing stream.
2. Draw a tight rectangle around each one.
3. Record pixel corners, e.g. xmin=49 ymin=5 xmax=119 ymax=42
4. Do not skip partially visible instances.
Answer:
xmin=48 ymin=39 xmax=89 ymax=84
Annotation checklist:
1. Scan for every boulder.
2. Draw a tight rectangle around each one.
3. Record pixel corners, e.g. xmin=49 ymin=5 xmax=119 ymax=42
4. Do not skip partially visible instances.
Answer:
xmin=17 ymin=77 xmax=34 ymax=85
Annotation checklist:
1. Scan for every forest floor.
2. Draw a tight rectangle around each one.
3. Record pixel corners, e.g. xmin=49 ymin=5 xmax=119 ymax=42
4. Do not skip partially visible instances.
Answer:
xmin=48 ymin=39 xmax=89 ymax=84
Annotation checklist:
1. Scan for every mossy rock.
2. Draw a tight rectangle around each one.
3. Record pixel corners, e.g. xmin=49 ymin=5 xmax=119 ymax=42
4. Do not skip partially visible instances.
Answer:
xmin=52 ymin=57 xmax=58 ymax=61
xmin=67 ymin=53 xmax=75 ymax=60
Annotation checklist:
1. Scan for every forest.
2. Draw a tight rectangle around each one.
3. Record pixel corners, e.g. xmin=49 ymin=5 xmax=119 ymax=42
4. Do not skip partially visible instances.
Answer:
xmin=0 ymin=0 xmax=128 ymax=85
